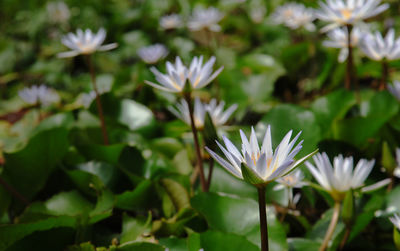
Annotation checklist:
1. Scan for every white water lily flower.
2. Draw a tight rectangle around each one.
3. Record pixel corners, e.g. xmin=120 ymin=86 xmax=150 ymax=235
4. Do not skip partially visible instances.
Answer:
xmin=46 ymin=1 xmax=70 ymax=24
xmin=389 ymin=83 xmax=400 ymax=102
xmin=360 ymin=29 xmax=400 ymax=61
xmin=188 ymin=7 xmax=224 ymax=32
xmin=316 ymin=0 xmax=389 ymax=32
xmin=19 ymin=85 xmax=60 ymax=107
xmin=137 ymin=44 xmax=168 ymax=64
xmin=274 ymin=169 xmax=306 ymax=207
xmin=58 ymin=28 xmax=118 ymax=58
xmin=323 ymin=26 xmax=365 ymax=62
xmin=206 ymin=126 xmax=317 ymax=186
xmin=160 ymin=14 xmax=184 ymax=30
xmin=271 ymin=3 xmax=316 ymax=31
xmin=390 ymin=214 xmax=400 ymax=231
xmin=306 ymin=152 xmax=389 ymax=201
xmin=169 ymin=98 xmax=237 ymax=129
xmin=145 ymin=56 xmax=223 ymax=93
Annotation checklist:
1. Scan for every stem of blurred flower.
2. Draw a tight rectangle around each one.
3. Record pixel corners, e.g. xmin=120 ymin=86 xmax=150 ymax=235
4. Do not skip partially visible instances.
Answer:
xmin=345 ymin=24 xmax=354 ymax=90
xmin=206 ymin=158 xmax=214 ymax=190
xmin=339 ymin=226 xmax=351 ymax=250
xmin=86 ymin=55 xmax=109 ymax=145
xmin=380 ymin=60 xmax=389 ymax=90
xmin=0 ymin=176 xmax=29 ymax=206
xmin=257 ymin=186 xmax=269 ymax=251
xmin=184 ymin=93 xmax=207 ymax=192
xmin=319 ymin=202 xmax=341 ymax=251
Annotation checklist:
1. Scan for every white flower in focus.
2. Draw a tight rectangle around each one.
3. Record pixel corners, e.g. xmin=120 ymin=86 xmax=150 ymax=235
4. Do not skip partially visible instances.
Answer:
xmin=206 ymin=126 xmax=316 ymax=186
xmin=306 ymin=152 xmax=383 ymax=201
xmin=58 ymin=28 xmax=118 ymax=58
xmin=188 ymin=56 xmax=224 ymax=90
xmin=169 ymin=98 xmax=237 ymax=129
xmin=271 ymin=3 xmax=316 ymax=31
xmin=145 ymin=56 xmax=223 ymax=93
xmin=390 ymin=214 xmax=400 ymax=231
xmin=160 ymin=14 xmax=184 ymax=30
xmin=316 ymin=0 xmax=389 ymax=32
xmin=137 ymin=44 xmax=168 ymax=64
xmin=19 ymin=85 xmax=60 ymax=107
xmin=323 ymin=26 xmax=365 ymax=62
xmin=46 ymin=1 xmax=70 ymax=24
xmin=360 ymin=29 xmax=400 ymax=61
xmin=188 ymin=7 xmax=224 ymax=32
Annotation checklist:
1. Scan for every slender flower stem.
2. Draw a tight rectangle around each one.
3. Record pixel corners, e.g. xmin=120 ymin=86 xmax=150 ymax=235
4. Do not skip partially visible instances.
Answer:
xmin=319 ymin=202 xmax=341 ymax=251
xmin=257 ymin=186 xmax=269 ymax=251
xmin=345 ymin=24 xmax=354 ymax=90
xmin=85 ymin=55 xmax=109 ymax=145
xmin=339 ymin=226 xmax=351 ymax=250
xmin=0 ymin=176 xmax=29 ymax=205
xmin=184 ymin=93 xmax=207 ymax=192
xmin=206 ymin=158 xmax=214 ymax=190
xmin=380 ymin=60 xmax=389 ymax=90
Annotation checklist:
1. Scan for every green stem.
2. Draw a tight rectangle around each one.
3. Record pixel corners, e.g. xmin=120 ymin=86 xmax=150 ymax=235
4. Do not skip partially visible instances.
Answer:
xmin=206 ymin=158 xmax=214 ymax=191
xmin=257 ymin=186 xmax=269 ymax=251
xmin=184 ymin=93 xmax=207 ymax=192
xmin=86 ymin=55 xmax=109 ymax=145
xmin=319 ymin=202 xmax=341 ymax=251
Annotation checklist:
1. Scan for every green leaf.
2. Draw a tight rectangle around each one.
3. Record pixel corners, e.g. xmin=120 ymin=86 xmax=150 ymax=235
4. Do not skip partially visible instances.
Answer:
xmin=0 ymin=216 xmax=76 ymax=250
xmin=43 ymin=190 xmax=93 ymax=216
xmin=117 ymin=242 xmax=165 ymax=251
xmin=310 ymin=89 xmax=356 ymax=136
xmin=191 ymin=192 xmax=288 ymax=250
xmin=115 ymin=180 xmax=156 ymax=211
xmin=159 ymin=237 xmax=187 ymax=251
xmin=197 ymin=230 xmax=260 ymax=251
xmin=116 ymin=99 xmax=155 ymax=132
xmin=257 ymin=104 xmax=321 ymax=157
xmin=159 ymin=178 xmax=190 ymax=211
xmin=3 ymin=128 xmax=69 ymax=199
xmin=120 ymin=213 xmax=152 ymax=244
xmin=287 ymin=238 xmax=320 ymax=251
xmin=76 ymin=144 xmax=125 ymax=165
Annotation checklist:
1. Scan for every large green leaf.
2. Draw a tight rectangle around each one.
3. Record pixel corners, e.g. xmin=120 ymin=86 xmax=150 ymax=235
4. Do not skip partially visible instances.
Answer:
xmin=120 ymin=213 xmax=152 ymax=244
xmin=257 ymin=104 xmax=321 ymax=157
xmin=191 ymin=192 xmax=288 ymax=250
xmin=188 ymin=230 xmax=260 ymax=251
xmin=0 ymin=216 xmax=76 ymax=250
xmin=117 ymin=242 xmax=165 ymax=251
xmin=3 ymin=128 xmax=69 ymax=199
xmin=310 ymin=89 xmax=356 ymax=136
xmin=115 ymin=180 xmax=156 ymax=211
xmin=288 ymin=238 xmax=320 ymax=251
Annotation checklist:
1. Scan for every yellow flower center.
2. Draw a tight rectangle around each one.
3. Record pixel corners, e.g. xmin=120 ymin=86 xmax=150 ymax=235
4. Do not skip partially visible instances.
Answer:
xmin=340 ymin=9 xmax=353 ymax=21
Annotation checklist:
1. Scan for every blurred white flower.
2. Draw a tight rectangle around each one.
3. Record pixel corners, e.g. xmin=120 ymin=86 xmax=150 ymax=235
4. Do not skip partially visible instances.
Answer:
xmin=306 ymin=152 xmax=389 ymax=201
xmin=271 ymin=3 xmax=316 ymax=31
xmin=390 ymin=214 xmax=400 ymax=231
xmin=145 ymin=56 xmax=223 ymax=93
xmin=19 ymin=85 xmax=60 ymax=107
xmin=392 ymin=148 xmax=400 ymax=178
xmin=274 ymin=169 xmax=306 ymax=207
xmin=58 ymin=28 xmax=118 ymax=58
xmin=323 ymin=26 xmax=365 ymax=62
xmin=388 ymin=82 xmax=400 ymax=102
xmin=248 ymin=0 xmax=267 ymax=24
xmin=188 ymin=7 xmax=224 ymax=32
xmin=46 ymin=1 xmax=70 ymax=24
xmin=169 ymin=98 xmax=237 ymax=129
xmin=160 ymin=14 xmax=184 ymax=30
xmin=359 ymin=29 xmax=400 ymax=61
xmin=206 ymin=126 xmax=316 ymax=186
xmin=137 ymin=44 xmax=168 ymax=64
xmin=79 ymin=84 xmax=111 ymax=109
xmin=316 ymin=0 xmax=389 ymax=32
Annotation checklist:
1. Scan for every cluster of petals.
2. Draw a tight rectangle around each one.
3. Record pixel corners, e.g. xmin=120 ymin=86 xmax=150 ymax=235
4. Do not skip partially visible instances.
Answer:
xmin=19 ymin=85 xmax=60 ymax=107
xmin=206 ymin=126 xmax=313 ymax=185
xmin=137 ymin=44 xmax=168 ymax=64
xmin=360 ymin=29 xmax=400 ymax=61
xmin=145 ymin=56 xmax=223 ymax=93
xmin=271 ymin=3 xmax=316 ymax=31
xmin=58 ymin=28 xmax=118 ymax=58
xmin=169 ymin=98 xmax=237 ymax=129
xmin=316 ymin=0 xmax=389 ymax=32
